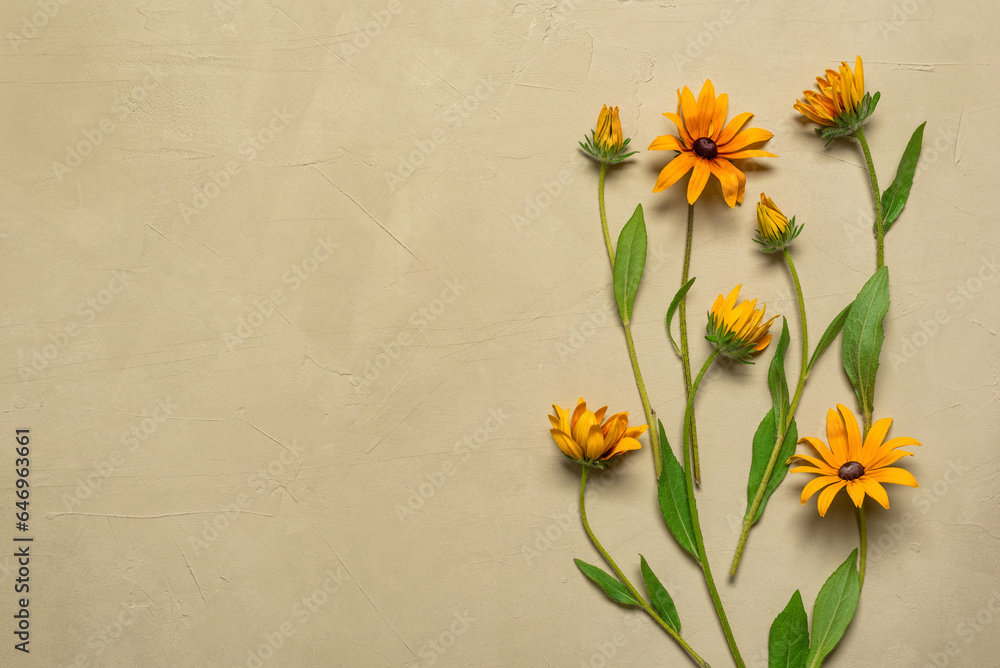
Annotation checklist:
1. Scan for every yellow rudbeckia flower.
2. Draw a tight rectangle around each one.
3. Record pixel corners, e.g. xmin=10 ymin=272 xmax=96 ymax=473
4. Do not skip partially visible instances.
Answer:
xmin=790 ymin=404 xmax=921 ymax=517
xmin=549 ymin=398 xmax=646 ymax=468
xmin=706 ymin=285 xmax=777 ymax=361
xmin=754 ymin=193 xmax=802 ymax=253
xmin=580 ymin=106 xmax=637 ymax=164
xmin=795 ymin=56 xmax=879 ymax=142
xmin=649 ymin=80 xmax=775 ymax=207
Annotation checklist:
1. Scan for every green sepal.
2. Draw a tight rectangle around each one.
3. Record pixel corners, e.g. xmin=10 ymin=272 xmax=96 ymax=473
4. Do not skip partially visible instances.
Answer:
xmin=816 ymin=91 xmax=880 ymax=145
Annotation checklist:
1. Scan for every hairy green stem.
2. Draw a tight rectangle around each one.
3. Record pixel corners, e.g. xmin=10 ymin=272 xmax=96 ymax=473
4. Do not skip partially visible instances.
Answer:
xmin=682 ymin=350 xmax=745 ymax=668
xmin=729 ymin=249 xmax=810 ymax=575
xmin=579 ymin=467 xmax=711 ymax=667
xmin=858 ymin=503 xmax=867 ymax=589
xmin=680 ymin=203 xmax=701 ymax=483
xmin=855 ymin=126 xmax=884 ymax=271
xmin=598 ymin=163 xmax=661 ymax=476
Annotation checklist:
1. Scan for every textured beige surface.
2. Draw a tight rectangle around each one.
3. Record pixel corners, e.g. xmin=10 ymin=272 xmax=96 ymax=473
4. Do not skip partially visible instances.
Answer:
xmin=2 ymin=0 xmax=999 ymax=666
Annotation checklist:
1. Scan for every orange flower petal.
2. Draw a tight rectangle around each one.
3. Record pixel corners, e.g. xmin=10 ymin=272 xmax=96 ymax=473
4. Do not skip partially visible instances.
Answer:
xmin=551 ymin=429 xmax=583 ymax=459
xmin=825 ymin=408 xmax=848 ymax=462
xmin=817 ymin=480 xmax=848 ymax=516
xmin=648 ymin=134 xmax=686 ymax=152
xmin=653 ymin=152 xmax=696 ymax=193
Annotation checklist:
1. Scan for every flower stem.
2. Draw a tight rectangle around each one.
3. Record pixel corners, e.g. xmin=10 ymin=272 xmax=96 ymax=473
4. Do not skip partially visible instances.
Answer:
xmin=857 ymin=503 xmax=867 ymax=589
xmin=680 ymin=203 xmax=701 ymax=483
xmin=597 ymin=163 xmax=661 ymax=477
xmin=579 ymin=467 xmax=711 ymax=667
xmin=728 ymin=249 xmax=811 ymax=575
xmin=855 ymin=126 xmax=884 ymax=271
xmin=682 ymin=350 xmax=745 ymax=668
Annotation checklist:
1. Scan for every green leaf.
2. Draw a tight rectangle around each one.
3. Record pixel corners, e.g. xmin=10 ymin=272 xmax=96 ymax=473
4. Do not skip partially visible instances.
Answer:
xmin=746 ymin=410 xmax=798 ymax=524
xmin=805 ymin=550 xmax=861 ymax=668
xmin=769 ymin=590 xmax=809 ymax=668
xmin=639 ymin=555 xmax=681 ymax=633
xmin=613 ymin=204 xmax=647 ymax=323
xmin=880 ymin=122 xmax=926 ymax=233
xmin=574 ymin=559 xmax=640 ymax=607
xmin=656 ymin=420 xmax=698 ymax=561
xmin=807 ymin=305 xmax=851 ymax=373
xmin=841 ymin=267 xmax=890 ymax=418
xmin=768 ymin=318 xmax=791 ymax=427
xmin=665 ymin=277 xmax=696 ymax=356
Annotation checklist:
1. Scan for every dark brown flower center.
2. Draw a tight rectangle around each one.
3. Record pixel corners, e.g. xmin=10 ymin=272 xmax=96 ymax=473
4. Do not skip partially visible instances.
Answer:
xmin=693 ymin=137 xmax=718 ymax=160
xmin=838 ymin=461 xmax=865 ymax=481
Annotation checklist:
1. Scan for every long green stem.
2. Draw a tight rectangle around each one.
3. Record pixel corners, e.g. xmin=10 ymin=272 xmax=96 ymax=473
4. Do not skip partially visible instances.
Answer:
xmin=598 ymin=163 xmax=661 ymax=476
xmin=855 ymin=126 xmax=884 ymax=271
xmin=857 ymin=504 xmax=867 ymax=589
xmin=579 ymin=467 xmax=711 ymax=667
xmin=729 ymin=249 xmax=810 ymax=575
xmin=680 ymin=204 xmax=701 ymax=483
xmin=682 ymin=350 xmax=745 ymax=668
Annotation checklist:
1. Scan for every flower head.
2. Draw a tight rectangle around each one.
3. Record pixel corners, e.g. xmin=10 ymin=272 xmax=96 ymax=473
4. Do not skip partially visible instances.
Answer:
xmin=754 ymin=193 xmax=803 ymax=253
xmin=706 ymin=285 xmax=777 ymax=361
xmin=549 ymin=398 xmax=646 ymax=468
xmin=649 ymin=80 xmax=775 ymax=207
xmin=794 ymin=57 xmax=879 ymax=143
xmin=790 ymin=404 xmax=921 ymax=516
xmin=580 ymin=105 xmax=638 ymax=164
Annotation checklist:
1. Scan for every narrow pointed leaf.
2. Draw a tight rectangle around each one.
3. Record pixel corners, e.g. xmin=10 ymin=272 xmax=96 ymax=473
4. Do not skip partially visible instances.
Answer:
xmin=841 ymin=267 xmax=890 ymax=418
xmin=574 ymin=559 xmax=640 ymax=607
xmin=880 ymin=122 xmax=926 ymax=232
xmin=639 ymin=555 xmax=681 ymax=633
xmin=768 ymin=318 xmax=791 ymax=427
xmin=666 ymin=277 xmax=696 ymax=355
xmin=769 ymin=590 xmax=809 ymax=668
xmin=656 ymin=420 xmax=698 ymax=560
xmin=747 ymin=411 xmax=798 ymax=524
xmin=807 ymin=304 xmax=851 ymax=373
xmin=805 ymin=549 xmax=861 ymax=668
xmin=613 ymin=204 xmax=647 ymax=323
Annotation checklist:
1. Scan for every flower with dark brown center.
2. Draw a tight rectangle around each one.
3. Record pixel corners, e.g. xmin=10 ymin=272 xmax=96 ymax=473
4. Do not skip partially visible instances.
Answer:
xmin=789 ymin=404 xmax=921 ymax=516
xmin=838 ymin=461 xmax=865 ymax=481
xmin=692 ymin=137 xmax=718 ymax=160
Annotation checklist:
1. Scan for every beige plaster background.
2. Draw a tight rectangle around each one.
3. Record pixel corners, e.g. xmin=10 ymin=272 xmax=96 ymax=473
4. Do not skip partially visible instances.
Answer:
xmin=1 ymin=0 xmax=999 ymax=666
